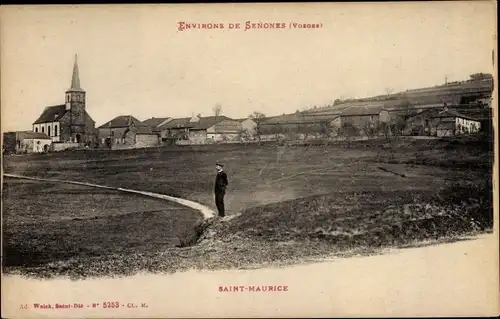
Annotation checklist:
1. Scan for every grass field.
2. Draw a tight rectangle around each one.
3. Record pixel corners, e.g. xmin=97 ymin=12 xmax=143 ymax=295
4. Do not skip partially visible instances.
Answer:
xmin=2 ymin=137 xmax=493 ymax=278
xmin=2 ymin=179 xmax=203 ymax=274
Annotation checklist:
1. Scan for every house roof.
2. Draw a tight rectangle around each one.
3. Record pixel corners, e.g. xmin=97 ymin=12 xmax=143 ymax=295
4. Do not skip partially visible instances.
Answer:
xmin=413 ymin=107 xmax=490 ymax=122
xmin=235 ymin=118 xmax=256 ymax=123
xmin=259 ymin=112 xmax=339 ymax=125
xmin=135 ymin=126 xmax=157 ymax=135
xmin=98 ymin=115 xmax=144 ymax=129
xmin=160 ymin=117 xmax=193 ymax=129
xmin=142 ymin=117 xmax=172 ymax=128
xmin=33 ymin=105 xmax=68 ymax=124
xmin=161 ymin=116 xmax=234 ymax=130
xmin=455 ymin=108 xmax=492 ymax=120
xmin=340 ymin=104 xmax=387 ymax=116
xmin=190 ymin=116 xmax=234 ymax=130
xmin=434 ymin=109 xmax=483 ymax=122
xmin=18 ymin=131 xmax=52 ymax=140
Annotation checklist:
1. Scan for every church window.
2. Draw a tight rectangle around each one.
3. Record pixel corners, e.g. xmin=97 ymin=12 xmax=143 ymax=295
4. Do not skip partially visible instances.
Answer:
xmin=48 ymin=126 xmax=51 ymax=136
xmin=54 ymin=125 xmax=58 ymax=136
xmin=41 ymin=127 xmax=45 ymax=133
xmin=35 ymin=127 xmax=38 ymax=133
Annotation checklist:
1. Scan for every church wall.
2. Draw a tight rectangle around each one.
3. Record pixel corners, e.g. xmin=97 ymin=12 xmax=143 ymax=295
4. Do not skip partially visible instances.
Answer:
xmin=33 ymin=122 xmax=61 ymax=142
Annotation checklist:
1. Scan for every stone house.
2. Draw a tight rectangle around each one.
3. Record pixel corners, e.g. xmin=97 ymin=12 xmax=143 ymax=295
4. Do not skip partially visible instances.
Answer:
xmin=160 ymin=115 xmax=242 ymax=144
xmin=236 ymin=118 xmax=258 ymax=138
xmin=98 ymin=115 xmax=159 ymax=149
xmin=142 ymin=117 xmax=174 ymax=142
xmin=405 ymin=105 xmax=485 ymax=137
xmin=3 ymin=131 xmax=52 ymax=154
xmin=339 ymin=104 xmax=391 ymax=136
xmin=257 ymin=112 xmax=341 ymax=140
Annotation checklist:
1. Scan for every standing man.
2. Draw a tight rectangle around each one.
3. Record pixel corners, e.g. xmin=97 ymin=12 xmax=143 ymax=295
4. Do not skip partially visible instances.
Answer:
xmin=214 ymin=162 xmax=228 ymax=217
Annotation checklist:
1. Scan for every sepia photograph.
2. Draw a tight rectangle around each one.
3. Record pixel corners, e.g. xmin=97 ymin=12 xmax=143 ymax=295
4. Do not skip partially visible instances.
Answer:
xmin=1 ymin=2 xmax=498 ymax=318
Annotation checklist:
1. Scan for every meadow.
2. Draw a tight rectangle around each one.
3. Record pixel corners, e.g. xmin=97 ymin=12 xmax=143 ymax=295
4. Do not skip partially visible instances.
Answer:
xmin=2 ymin=137 xmax=493 ymax=278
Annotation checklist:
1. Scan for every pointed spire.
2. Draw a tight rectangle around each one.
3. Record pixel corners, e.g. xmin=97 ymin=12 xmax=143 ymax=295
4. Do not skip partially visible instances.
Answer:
xmin=70 ymin=54 xmax=81 ymax=90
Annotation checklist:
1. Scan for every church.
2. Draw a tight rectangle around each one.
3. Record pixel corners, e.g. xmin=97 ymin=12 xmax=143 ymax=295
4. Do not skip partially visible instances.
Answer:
xmin=32 ymin=55 xmax=96 ymax=146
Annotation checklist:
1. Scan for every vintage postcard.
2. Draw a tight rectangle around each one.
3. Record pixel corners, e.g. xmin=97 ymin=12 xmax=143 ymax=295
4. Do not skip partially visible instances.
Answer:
xmin=1 ymin=2 xmax=498 ymax=318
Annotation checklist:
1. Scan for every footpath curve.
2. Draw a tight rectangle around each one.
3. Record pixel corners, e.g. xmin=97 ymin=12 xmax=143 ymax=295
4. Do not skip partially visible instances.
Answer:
xmin=3 ymin=173 xmax=216 ymax=219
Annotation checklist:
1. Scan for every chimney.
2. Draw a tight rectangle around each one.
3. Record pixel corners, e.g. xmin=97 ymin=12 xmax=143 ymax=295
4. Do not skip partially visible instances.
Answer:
xmin=190 ymin=113 xmax=200 ymax=123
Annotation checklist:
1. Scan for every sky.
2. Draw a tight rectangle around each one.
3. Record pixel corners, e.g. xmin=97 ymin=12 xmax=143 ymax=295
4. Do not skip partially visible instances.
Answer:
xmin=1 ymin=2 xmax=496 ymax=131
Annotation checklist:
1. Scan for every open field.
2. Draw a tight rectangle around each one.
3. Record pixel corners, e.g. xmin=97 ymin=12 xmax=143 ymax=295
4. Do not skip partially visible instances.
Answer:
xmin=2 ymin=179 xmax=203 ymax=273
xmin=2 ymin=137 xmax=493 ymax=278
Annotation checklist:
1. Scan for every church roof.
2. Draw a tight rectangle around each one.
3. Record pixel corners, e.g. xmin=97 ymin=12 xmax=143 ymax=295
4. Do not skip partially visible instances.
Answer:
xmin=98 ymin=115 xmax=145 ymax=129
xmin=33 ymin=104 xmax=68 ymax=124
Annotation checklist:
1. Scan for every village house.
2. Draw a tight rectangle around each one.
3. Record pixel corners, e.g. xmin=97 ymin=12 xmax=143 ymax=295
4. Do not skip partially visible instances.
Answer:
xmin=142 ymin=117 xmax=173 ymax=142
xmin=257 ymin=112 xmax=342 ymax=141
xmin=98 ymin=115 xmax=159 ymax=149
xmin=32 ymin=55 xmax=96 ymax=148
xmin=236 ymin=117 xmax=258 ymax=139
xmin=404 ymin=104 xmax=486 ymax=137
xmin=160 ymin=115 xmax=243 ymax=144
xmin=3 ymin=131 xmax=52 ymax=154
xmin=338 ymin=104 xmax=391 ymax=136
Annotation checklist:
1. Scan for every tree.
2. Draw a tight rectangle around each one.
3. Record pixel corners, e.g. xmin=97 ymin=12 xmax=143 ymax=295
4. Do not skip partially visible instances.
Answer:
xmin=363 ymin=121 xmax=377 ymax=137
xmin=470 ymin=73 xmax=493 ymax=81
xmin=239 ymin=129 xmax=252 ymax=143
xmin=249 ymin=111 xmax=266 ymax=119
xmin=379 ymin=122 xmax=391 ymax=138
xmin=385 ymin=87 xmax=394 ymax=96
xmin=213 ymin=103 xmax=222 ymax=117
xmin=213 ymin=103 xmax=222 ymax=141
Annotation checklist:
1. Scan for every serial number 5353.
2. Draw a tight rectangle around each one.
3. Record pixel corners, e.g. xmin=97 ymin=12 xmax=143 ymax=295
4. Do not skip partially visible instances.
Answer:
xmin=103 ymin=302 xmax=120 ymax=308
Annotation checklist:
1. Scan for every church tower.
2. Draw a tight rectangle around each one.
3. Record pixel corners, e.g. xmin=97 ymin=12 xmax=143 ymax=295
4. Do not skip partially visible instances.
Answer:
xmin=65 ymin=54 xmax=86 ymax=111
xmin=65 ymin=54 xmax=88 ymax=144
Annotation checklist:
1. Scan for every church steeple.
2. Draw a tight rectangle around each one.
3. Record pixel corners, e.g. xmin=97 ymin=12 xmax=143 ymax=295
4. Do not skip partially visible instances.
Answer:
xmin=70 ymin=54 xmax=82 ymax=91
xmin=65 ymin=54 xmax=86 ymax=111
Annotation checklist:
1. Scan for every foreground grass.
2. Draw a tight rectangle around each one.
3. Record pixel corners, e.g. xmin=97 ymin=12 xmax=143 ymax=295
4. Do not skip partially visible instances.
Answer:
xmin=2 ymin=179 xmax=203 ymax=269
xmin=2 ymin=138 xmax=493 ymax=278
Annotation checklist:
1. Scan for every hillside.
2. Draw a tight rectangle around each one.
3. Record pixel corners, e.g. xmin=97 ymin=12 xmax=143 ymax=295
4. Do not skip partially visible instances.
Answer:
xmin=304 ymin=77 xmax=493 ymax=115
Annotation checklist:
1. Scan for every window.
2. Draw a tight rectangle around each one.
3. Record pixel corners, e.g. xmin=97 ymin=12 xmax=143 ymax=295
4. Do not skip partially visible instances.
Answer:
xmin=41 ymin=127 xmax=44 ymax=133
xmin=48 ymin=126 xmax=51 ymax=136
xmin=54 ymin=125 xmax=58 ymax=136
xmin=35 ymin=127 xmax=38 ymax=132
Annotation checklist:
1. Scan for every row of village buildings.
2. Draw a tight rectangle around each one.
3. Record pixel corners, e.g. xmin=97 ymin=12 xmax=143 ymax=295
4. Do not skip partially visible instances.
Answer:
xmin=3 ymin=58 xmax=494 ymax=154
xmin=5 ymin=100 xmax=492 ymax=154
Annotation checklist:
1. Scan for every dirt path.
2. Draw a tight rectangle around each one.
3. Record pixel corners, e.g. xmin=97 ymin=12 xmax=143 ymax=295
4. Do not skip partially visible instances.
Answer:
xmin=2 ymin=173 xmax=216 ymax=219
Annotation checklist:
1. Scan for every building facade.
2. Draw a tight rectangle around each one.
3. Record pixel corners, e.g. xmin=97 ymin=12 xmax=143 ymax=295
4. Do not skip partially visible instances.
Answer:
xmin=98 ymin=115 xmax=159 ymax=149
xmin=161 ymin=115 xmax=243 ymax=144
xmin=142 ymin=117 xmax=173 ymax=141
xmin=3 ymin=131 xmax=52 ymax=154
